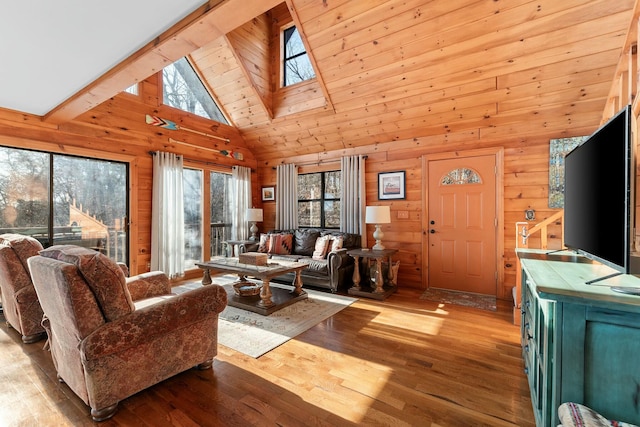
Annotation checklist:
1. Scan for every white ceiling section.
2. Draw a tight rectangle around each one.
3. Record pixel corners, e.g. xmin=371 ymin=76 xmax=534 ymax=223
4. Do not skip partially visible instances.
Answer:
xmin=0 ymin=0 xmax=206 ymax=116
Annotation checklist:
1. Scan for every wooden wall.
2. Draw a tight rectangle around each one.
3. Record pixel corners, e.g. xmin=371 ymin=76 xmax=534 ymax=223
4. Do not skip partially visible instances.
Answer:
xmin=0 ymin=70 xmax=594 ymax=299
xmin=0 ymin=73 xmax=257 ymax=278
xmin=259 ymin=126 xmax=585 ymax=300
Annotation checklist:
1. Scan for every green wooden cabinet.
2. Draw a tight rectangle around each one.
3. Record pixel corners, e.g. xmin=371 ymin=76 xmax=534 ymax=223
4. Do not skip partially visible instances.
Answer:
xmin=519 ymin=250 xmax=640 ymax=426
xmin=521 ymin=267 xmax=558 ymax=427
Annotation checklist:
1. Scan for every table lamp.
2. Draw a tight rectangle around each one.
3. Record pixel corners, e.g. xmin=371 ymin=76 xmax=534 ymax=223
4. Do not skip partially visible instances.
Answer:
xmin=246 ymin=208 xmax=263 ymax=241
xmin=365 ymin=205 xmax=391 ymax=250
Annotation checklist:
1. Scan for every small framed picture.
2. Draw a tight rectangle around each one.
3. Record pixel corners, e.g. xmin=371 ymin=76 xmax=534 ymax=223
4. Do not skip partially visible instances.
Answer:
xmin=378 ymin=171 xmax=405 ymax=200
xmin=262 ymin=186 xmax=275 ymax=201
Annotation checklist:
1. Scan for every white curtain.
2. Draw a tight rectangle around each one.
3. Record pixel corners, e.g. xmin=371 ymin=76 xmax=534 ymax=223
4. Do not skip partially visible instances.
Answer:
xmin=231 ymin=166 xmax=252 ymax=240
xmin=340 ymin=155 xmax=367 ymax=247
xmin=150 ymin=151 xmax=185 ymax=278
xmin=275 ymin=164 xmax=298 ymax=230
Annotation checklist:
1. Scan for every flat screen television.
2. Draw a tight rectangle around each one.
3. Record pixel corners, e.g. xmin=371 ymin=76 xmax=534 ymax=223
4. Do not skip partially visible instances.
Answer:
xmin=564 ymin=104 xmax=634 ymax=282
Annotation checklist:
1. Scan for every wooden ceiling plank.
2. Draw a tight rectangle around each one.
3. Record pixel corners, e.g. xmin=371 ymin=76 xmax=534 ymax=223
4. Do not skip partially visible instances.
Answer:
xmin=312 ymin=0 xmax=609 ymax=69
xmin=226 ymin=15 xmax=272 ymax=99
xmin=244 ymin=92 xmax=606 ymax=158
xmin=290 ymin=0 xmax=357 ymax=22
xmin=320 ymin=8 xmax=630 ymax=89
xmin=497 ymin=81 xmax=613 ymax=114
xmin=309 ymin=0 xmax=502 ymax=62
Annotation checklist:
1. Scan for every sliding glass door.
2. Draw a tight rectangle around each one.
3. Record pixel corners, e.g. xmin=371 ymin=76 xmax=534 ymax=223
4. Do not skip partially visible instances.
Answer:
xmin=0 ymin=146 xmax=129 ymax=263
xmin=183 ymin=168 xmax=202 ymax=269
xmin=210 ymin=171 xmax=232 ymax=257
xmin=0 ymin=148 xmax=50 ymax=239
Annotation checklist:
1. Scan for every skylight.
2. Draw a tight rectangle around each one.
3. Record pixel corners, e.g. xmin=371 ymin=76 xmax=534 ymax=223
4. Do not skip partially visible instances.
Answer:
xmin=163 ymin=57 xmax=228 ymax=125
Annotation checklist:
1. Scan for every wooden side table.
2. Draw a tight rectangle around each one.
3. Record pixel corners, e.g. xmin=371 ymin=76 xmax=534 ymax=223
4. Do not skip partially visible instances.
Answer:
xmin=347 ymin=248 xmax=398 ymax=300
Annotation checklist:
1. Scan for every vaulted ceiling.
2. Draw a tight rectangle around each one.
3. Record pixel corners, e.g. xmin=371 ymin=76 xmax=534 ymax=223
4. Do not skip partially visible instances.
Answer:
xmin=2 ymin=0 xmax=634 ymax=161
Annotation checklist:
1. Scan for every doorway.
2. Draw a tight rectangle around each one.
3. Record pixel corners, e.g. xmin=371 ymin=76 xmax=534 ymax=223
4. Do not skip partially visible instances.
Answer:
xmin=426 ymin=152 xmax=499 ymax=295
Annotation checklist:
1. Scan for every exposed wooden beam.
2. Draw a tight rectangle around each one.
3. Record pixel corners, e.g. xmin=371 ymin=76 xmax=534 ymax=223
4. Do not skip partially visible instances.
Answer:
xmin=44 ymin=0 xmax=282 ymax=125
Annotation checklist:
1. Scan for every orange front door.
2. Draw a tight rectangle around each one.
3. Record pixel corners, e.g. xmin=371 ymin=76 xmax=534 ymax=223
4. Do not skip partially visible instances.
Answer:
xmin=427 ymin=155 xmax=497 ymax=295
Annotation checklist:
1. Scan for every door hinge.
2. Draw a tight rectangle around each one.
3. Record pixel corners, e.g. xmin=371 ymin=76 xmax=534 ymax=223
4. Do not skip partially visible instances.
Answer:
xmin=495 ymin=217 xmax=498 ymax=227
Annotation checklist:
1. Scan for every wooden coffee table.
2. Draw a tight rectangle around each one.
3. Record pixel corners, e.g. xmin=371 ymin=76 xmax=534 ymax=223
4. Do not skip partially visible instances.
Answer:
xmin=195 ymin=257 xmax=308 ymax=315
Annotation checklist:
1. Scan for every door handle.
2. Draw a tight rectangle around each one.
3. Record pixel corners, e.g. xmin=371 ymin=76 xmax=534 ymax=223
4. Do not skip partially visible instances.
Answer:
xmin=430 ymin=229 xmax=435 ymax=234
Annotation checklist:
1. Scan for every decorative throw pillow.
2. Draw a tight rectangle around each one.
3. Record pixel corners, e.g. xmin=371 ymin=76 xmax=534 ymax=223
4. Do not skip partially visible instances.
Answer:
xmin=329 ymin=235 xmax=344 ymax=252
xmin=268 ymin=233 xmax=293 ymax=255
xmin=294 ymin=229 xmax=320 ymax=256
xmin=257 ymin=233 xmax=270 ymax=253
xmin=312 ymin=235 xmax=332 ymax=260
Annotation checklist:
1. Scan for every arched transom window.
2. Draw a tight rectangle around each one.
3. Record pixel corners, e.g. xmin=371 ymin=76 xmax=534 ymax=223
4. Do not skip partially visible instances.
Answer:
xmin=440 ymin=167 xmax=482 ymax=185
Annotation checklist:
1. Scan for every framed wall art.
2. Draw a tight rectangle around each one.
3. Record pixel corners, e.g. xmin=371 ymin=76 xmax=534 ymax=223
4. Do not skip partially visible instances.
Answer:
xmin=261 ymin=186 xmax=275 ymax=201
xmin=378 ymin=171 xmax=405 ymax=200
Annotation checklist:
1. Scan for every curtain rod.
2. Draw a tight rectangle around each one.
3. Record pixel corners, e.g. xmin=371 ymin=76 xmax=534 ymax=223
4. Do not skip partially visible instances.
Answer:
xmin=271 ymin=155 xmax=368 ymax=169
xmin=148 ymin=151 xmax=233 ymax=170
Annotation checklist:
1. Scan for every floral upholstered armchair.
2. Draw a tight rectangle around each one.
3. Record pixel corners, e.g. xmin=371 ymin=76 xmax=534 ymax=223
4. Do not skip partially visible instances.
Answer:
xmin=0 ymin=233 xmax=46 ymax=343
xmin=28 ymin=245 xmax=227 ymax=422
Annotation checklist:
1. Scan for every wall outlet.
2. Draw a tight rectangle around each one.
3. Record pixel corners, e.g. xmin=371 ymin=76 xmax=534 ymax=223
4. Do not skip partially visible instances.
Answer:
xmin=397 ymin=210 xmax=409 ymax=219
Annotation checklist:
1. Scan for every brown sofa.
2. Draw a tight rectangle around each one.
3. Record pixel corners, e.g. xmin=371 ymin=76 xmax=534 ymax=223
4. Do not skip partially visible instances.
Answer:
xmin=28 ymin=245 xmax=227 ymax=421
xmin=259 ymin=228 xmax=361 ymax=293
xmin=0 ymin=233 xmax=46 ymax=343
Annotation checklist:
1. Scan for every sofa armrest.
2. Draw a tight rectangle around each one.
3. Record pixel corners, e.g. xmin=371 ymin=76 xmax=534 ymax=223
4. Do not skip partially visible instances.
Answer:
xmin=81 ymin=284 xmax=227 ymax=360
xmin=327 ymin=248 xmax=350 ymax=269
xmin=327 ymin=249 xmax=352 ymax=292
xmin=126 ymin=271 xmax=172 ymax=301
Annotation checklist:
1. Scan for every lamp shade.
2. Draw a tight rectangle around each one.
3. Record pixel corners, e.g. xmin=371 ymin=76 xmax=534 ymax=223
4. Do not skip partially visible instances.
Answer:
xmin=365 ymin=206 xmax=390 ymax=224
xmin=246 ymin=208 xmax=263 ymax=222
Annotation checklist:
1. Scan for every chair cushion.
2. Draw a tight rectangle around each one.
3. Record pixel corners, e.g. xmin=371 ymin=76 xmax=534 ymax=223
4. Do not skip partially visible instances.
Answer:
xmin=40 ymin=245 xmax=134 ymax=322
xmin=304 ymin=259 xmax=329 ymax=276
xmin=0 ymin=233 xmax=43 ymax=272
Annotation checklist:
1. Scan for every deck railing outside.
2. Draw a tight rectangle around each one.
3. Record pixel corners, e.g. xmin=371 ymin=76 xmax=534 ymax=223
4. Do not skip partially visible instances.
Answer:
xmin=210 ymin=222 xmax=231 ymax=257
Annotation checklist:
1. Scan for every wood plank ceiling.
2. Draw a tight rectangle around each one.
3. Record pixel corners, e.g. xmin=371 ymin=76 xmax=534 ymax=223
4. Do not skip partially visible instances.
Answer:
xmin=189 ymin=0 xmax=634 ymax=161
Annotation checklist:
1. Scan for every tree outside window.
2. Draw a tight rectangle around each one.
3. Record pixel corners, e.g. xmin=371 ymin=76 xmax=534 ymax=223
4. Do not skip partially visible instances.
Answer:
xmin=0 ymin=146 xmax=128 ymax=263
xmin=210 ymin=171 xmax=232 ymax=256
xmin=163 ymin=57 xmax=228 ymax=124
xmin=183 ymin=168 xmax=202 ymax=269
xmin=298 ymin=171 xmax=340 ymax=228
xmin=283 ymin=26 xmax=316 ymax=87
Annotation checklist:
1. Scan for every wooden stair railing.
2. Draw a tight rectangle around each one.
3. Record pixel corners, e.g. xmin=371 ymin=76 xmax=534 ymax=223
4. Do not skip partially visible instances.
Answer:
xmin=513 ymin=210 xmax=564 ymax=325
xmin=515 ymin=210 xmax=564 ymax=250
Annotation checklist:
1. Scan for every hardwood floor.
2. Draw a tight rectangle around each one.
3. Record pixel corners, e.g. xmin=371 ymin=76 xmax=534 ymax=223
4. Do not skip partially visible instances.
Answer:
xmin=0 ymin=288 xmax=534 ymax=426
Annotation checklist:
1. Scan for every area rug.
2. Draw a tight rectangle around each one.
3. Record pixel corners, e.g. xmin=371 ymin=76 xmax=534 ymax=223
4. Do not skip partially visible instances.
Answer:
xmin=174 ymin=277 xmax=357 ymax=358
xmin=419 ymin=287 xmax=496 ymax=311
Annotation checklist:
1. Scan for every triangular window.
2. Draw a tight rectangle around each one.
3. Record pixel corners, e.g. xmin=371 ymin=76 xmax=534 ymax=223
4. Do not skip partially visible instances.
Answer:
xmin=283 ymin=26 xmax=315 ymax=87
xmin=124 ymin=83 xmax=138 ymax=95
xmin=162 ymin=57 xmax=229 ymax=125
